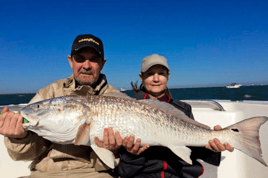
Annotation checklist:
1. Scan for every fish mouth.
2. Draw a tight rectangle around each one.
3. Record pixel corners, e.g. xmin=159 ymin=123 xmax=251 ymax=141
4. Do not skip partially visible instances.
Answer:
xmin=20 ymin=112 xmax=40 ymax=128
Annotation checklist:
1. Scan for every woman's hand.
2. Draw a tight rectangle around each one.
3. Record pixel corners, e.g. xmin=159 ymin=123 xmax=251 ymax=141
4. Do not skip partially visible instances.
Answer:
xmin=205 ymin=125 xmax=234 ymax=152
xmin=122 ymin=135 xmax=149 ymax=155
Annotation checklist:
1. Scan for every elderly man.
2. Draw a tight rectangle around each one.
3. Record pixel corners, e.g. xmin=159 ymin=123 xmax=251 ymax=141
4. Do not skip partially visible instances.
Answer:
xmin=0 ymin=34 xmax=124 ymax=178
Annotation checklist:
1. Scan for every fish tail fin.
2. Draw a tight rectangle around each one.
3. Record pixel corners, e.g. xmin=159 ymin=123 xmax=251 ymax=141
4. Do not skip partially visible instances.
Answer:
xmin=225 ymin=116 xmax=268 ymax=166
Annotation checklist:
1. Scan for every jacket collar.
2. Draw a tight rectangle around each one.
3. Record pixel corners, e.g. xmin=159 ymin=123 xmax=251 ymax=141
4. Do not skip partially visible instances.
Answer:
xmin=134 ymin=87 xmax=172 ymax=103
xmin=63 ymin=74 xmax=108 ymax=96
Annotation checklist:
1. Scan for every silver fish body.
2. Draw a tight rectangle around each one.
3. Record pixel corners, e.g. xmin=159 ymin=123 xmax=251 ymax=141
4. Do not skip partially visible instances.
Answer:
xmin=20 ymin=95 xmax=268 ymax=168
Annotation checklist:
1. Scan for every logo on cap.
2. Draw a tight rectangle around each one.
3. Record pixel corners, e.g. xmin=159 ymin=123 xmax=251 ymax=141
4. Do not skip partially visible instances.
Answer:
xmin=78 ymin=38 xmax=100 ymax=45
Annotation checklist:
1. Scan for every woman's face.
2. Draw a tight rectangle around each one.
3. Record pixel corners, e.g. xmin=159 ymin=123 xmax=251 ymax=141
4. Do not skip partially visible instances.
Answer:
xmin=140 ymin=65 xmax=169 ymax=98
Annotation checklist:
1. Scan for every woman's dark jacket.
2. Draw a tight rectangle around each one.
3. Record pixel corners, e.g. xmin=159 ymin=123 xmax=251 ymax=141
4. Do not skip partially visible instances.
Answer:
xmin=116 ymin=90 xmax=221 ymax=178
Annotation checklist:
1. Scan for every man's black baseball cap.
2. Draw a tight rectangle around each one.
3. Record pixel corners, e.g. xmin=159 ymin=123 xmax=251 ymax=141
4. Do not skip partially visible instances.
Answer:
xmin=71 ymin=34 xmax=104 ymax=59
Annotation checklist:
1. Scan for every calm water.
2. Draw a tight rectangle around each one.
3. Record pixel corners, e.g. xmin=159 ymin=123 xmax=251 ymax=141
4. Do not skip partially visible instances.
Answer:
xmin=124 ymin=85 xmax=268 ymax=101
xmin=0 ymin=85 xmax=267 ymax=106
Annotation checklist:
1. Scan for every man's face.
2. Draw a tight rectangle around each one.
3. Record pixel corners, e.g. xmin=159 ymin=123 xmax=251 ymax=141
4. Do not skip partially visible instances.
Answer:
xmin=68 ymin=48 xmax=106 ymax=87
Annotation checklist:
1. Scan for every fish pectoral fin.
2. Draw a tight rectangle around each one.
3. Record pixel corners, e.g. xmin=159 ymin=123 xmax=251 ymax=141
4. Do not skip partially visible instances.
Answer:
xmin=74 ymin=122 xmax=90 ymax=146
xmin=169 ymin=146 xmax=192 ymax=165
xmin=91 ymin=145 xmax=116 ymax=169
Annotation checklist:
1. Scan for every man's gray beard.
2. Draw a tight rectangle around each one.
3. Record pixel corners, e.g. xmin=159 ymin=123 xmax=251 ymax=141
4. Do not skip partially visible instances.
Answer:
xmin=76 ymin=70 xmax=96 ymax=86
xmin=76 ymin=77 xmax=95 ymax=86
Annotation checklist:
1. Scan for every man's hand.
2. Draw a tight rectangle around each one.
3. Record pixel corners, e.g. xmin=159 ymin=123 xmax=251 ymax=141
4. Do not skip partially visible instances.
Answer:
xmin=0 ymin=107 xmax=28 ymax=139
xmin=205 ymin=125 xmax=234 ymax=152
xmin=94 ymin=127 xmax=123 ymax=155
xmin=122 ymin=135 xmax=149 ymax=155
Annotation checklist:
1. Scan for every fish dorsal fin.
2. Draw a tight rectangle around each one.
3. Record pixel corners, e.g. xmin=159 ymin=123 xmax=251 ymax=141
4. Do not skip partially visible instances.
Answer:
xmin=91 ymin=145 xmax=116 ymax=169
xmin=103 ymin=92 xmax=132 ymax=99
xmin=169 ymin=146 xmax=192 ymax=165
xmin=141 ymin=99 xmax=188 ymax=118
xmin=140 ymin=99 xmax=211 ymax=130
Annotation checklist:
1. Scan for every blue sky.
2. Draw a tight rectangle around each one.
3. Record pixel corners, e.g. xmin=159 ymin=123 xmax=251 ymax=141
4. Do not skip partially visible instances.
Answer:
xmin=0 ymin=0 xmax=268 ymax=94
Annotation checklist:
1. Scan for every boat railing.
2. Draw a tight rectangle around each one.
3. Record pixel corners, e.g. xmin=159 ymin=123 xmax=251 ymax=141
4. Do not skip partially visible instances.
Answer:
xmin=182 ymin=100 xmax=225 ymax=111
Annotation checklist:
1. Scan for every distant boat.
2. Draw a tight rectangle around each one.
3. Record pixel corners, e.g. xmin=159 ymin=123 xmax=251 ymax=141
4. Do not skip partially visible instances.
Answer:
xmin=120 ymin=88 xmax=126 ymax=91
xmin=226 ymin=83 xmax=242 ymax=88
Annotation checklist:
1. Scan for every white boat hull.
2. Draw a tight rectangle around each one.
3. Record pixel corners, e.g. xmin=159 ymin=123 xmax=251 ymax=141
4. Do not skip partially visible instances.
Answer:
xmin=226 ymin=84 xmax=242 ymax=88
xmin=191 ymin=101 xmax=268 ymax=178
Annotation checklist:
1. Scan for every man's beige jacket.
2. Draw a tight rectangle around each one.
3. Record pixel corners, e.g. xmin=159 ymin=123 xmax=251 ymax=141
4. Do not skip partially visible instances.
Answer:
xmin=4 ymin=74 xmax=123 ymax=177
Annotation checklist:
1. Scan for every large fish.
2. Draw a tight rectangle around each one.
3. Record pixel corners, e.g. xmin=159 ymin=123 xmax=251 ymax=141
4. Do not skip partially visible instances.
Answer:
xmin=20 ymin=94 xmax=268 ymax=168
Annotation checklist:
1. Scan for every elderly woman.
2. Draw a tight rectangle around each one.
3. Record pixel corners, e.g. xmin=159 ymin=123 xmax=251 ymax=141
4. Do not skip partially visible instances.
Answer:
xmin=116 ymin=54 xmax=234 ymax=178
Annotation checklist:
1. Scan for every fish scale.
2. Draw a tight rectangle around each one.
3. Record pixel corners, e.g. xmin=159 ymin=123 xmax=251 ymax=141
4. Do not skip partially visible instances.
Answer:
xmin=89 ymin=96 xmax=160 ymax=144
xmin=86 ymin=96 xmax=227 ymax=146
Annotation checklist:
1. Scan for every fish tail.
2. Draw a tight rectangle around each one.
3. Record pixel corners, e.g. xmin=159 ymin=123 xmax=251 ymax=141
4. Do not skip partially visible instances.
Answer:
xmin=224 ymin=116 xmax=268 ymax=166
